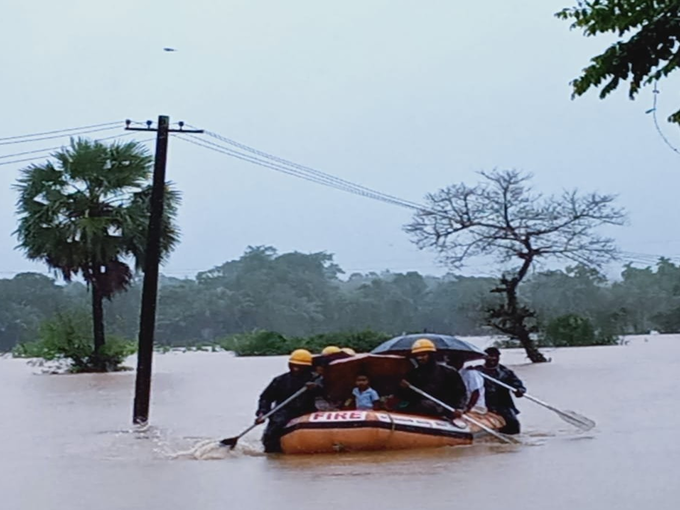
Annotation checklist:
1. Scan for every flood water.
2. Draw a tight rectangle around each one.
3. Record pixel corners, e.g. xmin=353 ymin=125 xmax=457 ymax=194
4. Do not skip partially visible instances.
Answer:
xmin=1 ymin=335 xmax=679 ymax=510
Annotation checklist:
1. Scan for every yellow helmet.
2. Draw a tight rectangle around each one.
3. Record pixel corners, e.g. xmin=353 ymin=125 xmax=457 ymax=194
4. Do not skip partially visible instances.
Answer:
xmin=341 ymin=347 xmax=356 ymax=356
xmin=289 ymin=349 xmax=313 ymax=366
xmin=411 ymin=338 xmax=436 ymax=354
xmin=321 ymin=346 xmax=341 ymax=356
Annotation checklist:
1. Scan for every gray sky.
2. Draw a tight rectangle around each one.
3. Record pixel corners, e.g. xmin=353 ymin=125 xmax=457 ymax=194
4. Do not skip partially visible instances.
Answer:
xmin=1 ymin=0 xmax=679 ymax=280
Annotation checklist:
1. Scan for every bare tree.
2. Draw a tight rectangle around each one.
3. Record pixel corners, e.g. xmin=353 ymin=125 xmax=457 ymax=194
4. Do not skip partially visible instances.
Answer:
xmin=405 ymin=169 xmax=627 ymax=362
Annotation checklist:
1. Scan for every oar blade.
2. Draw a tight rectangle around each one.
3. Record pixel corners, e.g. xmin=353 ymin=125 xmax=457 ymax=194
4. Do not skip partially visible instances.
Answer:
xmin=219 ymin=436 xmax=239 ymax=449
xmin=463 ymin=415 xmax=521 ymax=445
xmin=487 ymin=429 xmax=522 ymax=445
xmin=558 ymin=410 xmax=596 ymax=431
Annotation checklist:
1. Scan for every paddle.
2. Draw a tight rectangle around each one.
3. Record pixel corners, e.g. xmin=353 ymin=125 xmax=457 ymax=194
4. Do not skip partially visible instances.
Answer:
xmin=477 ymin=372 xmax=596 ymax=431
xmin=219 ymin=386 xmax=308 ymax=449
xmin=404 ymin=382 xmax=521 ymax=445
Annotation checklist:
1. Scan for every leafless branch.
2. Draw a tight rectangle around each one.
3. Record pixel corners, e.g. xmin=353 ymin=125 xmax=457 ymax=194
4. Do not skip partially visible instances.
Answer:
xmin=404 ymin=169 xmax=627 ymax=270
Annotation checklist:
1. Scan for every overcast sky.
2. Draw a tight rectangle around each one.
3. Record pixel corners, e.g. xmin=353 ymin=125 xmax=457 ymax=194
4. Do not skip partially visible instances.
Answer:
xmin=1 ymin=0 xmax=678 ymax=280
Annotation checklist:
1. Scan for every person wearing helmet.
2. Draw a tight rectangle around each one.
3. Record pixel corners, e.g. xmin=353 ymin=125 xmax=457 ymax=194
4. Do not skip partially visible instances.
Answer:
xmin=399 ymin=338 xmax=467 ymax=419
xmin=310 ymin=345 xmax=352 ymax=411
xmin=311 ymin=354 xmax=336 ymax=411
xmin=473 ymin=347 xmax=526 ymax=434
xmin=321 ymin=345 xmax=342 ymax=356
xmin=256 ymin=349 xmax=319 ymax=453
xmin=340 ymin=347 xmax=356 ymax=356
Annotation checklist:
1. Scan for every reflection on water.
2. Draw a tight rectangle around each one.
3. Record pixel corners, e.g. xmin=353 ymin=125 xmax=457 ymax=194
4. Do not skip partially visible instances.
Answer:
xmin=1 ymin=335 xmax=679 ymax=510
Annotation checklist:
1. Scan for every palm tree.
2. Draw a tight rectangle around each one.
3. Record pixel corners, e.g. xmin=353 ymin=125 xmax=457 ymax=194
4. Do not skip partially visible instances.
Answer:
xmin=14 ymin=138 xmax=181 ymax=370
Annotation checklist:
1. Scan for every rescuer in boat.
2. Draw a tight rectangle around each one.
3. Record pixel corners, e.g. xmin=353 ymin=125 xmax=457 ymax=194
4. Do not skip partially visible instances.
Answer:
xmin=474 ymin=347 xmax=526 ymax=434
xmin=256 ymin=349 xmax=319 ymax=453
xmin=311 ymin=346 xmax=346 ymax=411
xmin=399 ymin=339 xmax=467 ymax=419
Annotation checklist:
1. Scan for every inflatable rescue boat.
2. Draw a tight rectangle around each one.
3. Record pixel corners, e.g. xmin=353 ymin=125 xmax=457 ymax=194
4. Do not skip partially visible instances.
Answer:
xmin=280 ymin=409 xmax=505 ymax=454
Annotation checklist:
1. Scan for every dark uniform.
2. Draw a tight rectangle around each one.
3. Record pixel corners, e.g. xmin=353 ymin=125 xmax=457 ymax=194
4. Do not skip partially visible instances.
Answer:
xmin=477 ymin=364 xmax=526 ymax=434
xmin=257 ymin=369 xmax=317 ymax=453
xmin=401 ymin=358 xmax=467 ymax=418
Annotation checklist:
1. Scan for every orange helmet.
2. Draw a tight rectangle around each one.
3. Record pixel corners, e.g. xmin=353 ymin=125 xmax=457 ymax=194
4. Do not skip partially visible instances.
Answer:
xmin=411 ymin=338 xmax=436 ymax=354
xmin=289 ymin=349 xmax=313 ymax=366
xmin=321 ymin=346 xmax=341 ymax=356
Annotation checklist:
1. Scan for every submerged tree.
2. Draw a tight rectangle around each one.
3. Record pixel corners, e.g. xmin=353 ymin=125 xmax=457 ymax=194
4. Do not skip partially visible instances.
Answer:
xmin=557 ymin=0 xmax=680 ymax=123
xmin=14 ymin=138 xmax=181 ymax=370
xmin=405 ymin=169 xmax=626 ymax=362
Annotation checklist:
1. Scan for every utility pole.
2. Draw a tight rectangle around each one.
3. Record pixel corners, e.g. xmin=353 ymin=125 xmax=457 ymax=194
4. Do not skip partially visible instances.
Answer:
xmin=125 ymin=116 xmax=203 ymax=425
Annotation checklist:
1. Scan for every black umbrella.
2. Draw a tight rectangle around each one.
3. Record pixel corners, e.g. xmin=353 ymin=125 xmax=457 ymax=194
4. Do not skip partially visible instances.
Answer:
xmin=370 ymin=333 xmax=486 ymax=361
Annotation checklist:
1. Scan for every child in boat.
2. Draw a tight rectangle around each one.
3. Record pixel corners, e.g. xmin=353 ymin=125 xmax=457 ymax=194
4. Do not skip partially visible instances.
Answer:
xmin=352 ymin=373 xmax=380 ymax=410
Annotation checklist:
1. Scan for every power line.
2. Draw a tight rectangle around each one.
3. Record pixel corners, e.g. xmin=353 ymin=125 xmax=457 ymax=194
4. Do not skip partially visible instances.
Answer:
xmin=0 ymin=125 xmax=122 ymax=147
xmin=0 ymin=131 xmax=138 ymax=160
xmin=176 ymin=133 xmax=416 ymax=208
xmin=0 ymin=121 xmax=122 ymax=143
xmin=195 ymin=127 xmax=425 ymax=211
xmin=620 ymin=251 xmax=680 ymax=266
xmin=0 ymin=145 xmax=64 ymax=160
xmin=177 ymin=129 xmax=680 ymax=261
xmin=0 ymin=155 xmax=54 ymax=167
xmin=0 ymin=133 xmax=155 ymax=167
xmin=175 ymin=130 xmax=680 ymax=269
xmin=174 ymin=133 xmax=426 ymax=212
xmin=648 ymin=83 xmax=680 ymax=156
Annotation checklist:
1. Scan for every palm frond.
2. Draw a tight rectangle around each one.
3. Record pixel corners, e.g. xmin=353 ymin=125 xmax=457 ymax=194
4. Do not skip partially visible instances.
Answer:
xmin=14 ymin=137 xmax=181 ymax=295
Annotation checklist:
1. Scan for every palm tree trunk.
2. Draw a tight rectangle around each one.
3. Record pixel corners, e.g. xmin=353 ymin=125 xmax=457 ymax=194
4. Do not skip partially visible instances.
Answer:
xmin=90 ymin=268 xmax=106 ymax=371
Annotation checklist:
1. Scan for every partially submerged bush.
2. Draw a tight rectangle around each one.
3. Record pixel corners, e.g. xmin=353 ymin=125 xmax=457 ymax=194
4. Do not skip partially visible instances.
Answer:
xmin=217 ymin=329 xmax=391 ymax=356
xmin=219 ymin=330 xmax=289 ymax=356
xmin=542 ymin=314 xmax=618 ymax=347
xmin=293 ymin=330 xmax=391 ymax=354
xmin=12 ymin=311 xmax=136 ymax=372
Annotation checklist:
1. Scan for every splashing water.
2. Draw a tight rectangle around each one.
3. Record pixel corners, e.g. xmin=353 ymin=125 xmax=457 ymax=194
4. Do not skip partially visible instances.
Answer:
xmin=169 ymin=438 xmax=264 ymax=460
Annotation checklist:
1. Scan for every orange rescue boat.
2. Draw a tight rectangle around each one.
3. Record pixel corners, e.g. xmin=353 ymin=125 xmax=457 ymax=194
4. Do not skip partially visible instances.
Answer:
xmin=280 ymin=409 xmax=505 ymax=454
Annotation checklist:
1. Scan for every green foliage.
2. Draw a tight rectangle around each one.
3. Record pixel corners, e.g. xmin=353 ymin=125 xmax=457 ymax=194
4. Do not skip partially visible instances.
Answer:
xmin=6 ymin=251 xmax=680 ymax=356
xmin=218 ymin=329 xmax=390 ymax=356
xmin=12 ymin=312 xmax=136 ymax=372
xmin=0 ymin=273 xmax=67 ymax=352
xmin=557 ymin=0 xmax=680 ymax=123
xmin=219 ymin=330 xmax=289 ymax=356
xmin=11 ymin=340 xmax=49 ymax=358
xmin=294 ymin=330 xmax=392 ymax=354
xmin=651 ymin=306 xmax=680 ymax=333
xmin=542 ymin=314 xmax=618 ymax=347
xmin=13 ymin=137 xmax=181 ymax=360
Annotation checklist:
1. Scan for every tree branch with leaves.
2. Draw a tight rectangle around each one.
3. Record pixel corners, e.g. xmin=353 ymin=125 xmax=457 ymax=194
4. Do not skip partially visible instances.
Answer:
xmin=557 ymin=0 xmax=680 ymax=123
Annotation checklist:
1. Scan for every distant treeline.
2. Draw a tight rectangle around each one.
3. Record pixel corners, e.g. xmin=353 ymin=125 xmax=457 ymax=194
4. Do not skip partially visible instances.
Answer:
xmin=2 ymin=245 xmax=679 ymax=352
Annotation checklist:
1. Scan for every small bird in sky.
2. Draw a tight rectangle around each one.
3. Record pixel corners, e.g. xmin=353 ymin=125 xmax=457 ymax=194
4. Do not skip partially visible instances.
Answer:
xmin=163 ymin=47 xmax=178 ymax=52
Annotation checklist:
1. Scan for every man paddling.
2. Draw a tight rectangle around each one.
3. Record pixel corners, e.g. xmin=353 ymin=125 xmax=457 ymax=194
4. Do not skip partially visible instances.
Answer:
xmin=400 ymin=339 xmax=467 ymax=419
xmin=256 ymin=349 xmax=318 ymax=453
xmin=475 ymin=347 xmax=526 ymax=434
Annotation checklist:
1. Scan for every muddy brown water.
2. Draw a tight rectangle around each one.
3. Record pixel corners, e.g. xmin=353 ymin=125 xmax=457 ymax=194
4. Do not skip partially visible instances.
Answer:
xmin=1 ymin=335 xmax=678 ymax=510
